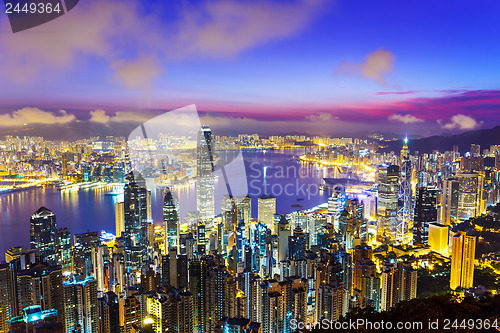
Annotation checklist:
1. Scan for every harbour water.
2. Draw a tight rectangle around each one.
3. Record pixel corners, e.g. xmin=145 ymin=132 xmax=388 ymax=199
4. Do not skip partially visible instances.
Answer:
xmin=0 ymin=149 xmax=334 ymax=255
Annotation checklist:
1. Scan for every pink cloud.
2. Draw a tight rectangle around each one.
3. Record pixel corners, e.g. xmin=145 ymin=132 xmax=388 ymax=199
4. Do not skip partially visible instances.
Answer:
xmin=438 ymin=114 xmax=483 ymax=130
xmin=336 ymin=48 xmax=395 ymax=87
xmin=389 ymin=114 xmax=425 ymax=124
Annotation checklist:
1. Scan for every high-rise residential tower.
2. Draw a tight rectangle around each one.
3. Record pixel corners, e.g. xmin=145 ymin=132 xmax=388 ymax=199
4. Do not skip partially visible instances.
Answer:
xmin=63 ymin=276 xmax=98 ymax=333
xmin=0 ymin=264 xmax=13 ymax=333
xmin=115 ymin=201 xmax=125 ymax=238
xmin=450 ymin=230 xmax=476 ymax=290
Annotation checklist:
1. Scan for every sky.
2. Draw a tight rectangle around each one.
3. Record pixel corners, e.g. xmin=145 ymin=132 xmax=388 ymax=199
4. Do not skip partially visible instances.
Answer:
xmin=0 ymin=0 xmax=499 ymax=136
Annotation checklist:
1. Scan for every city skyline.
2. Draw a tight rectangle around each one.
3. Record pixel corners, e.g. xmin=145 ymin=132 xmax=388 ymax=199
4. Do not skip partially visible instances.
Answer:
xmin=1 ymin=0 xmax=500 ymax=331
xmin=0 ymin=130 xmax=499 ymax=332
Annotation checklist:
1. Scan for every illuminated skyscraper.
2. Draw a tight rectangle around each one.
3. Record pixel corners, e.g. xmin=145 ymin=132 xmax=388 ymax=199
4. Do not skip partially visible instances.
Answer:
xmin=380 ymin=261 xmax=416 ymax=311
xmin=441 ymin=178 xmax=459 ymax=225
xmin=288 ymin=226 xmax=307 ymax=261
xmin=238 ymin=195 xmax=252 ymax=238
xmin=145 ymin=293 xmax=164 ymax=333
xmin=399 ymin=158 xmax=413 ymax=244
xmin=92 ymin=244 xmax=108 ymax=292
xmin=123 ymin=171 xmax=149 ymax=271
xmin=61 ymin=152 xmax=68 ymax=180
xmin=428 ymin=223 xmax=449 ymax=256
xmin=146 ymin=289 xmax=194 ymax=333
xmin=123 ymin=296 xmax=141 ymax=333
xmin=450 ymin=230 xmax=476 ymax=290
xmin=457 ymin=172 xmax=484 ymax=220
xmin=276 ymin=216 xmax=290 ymax=265
xmin=63 ymin=276 xmax=98 ymax=333
xmin=0 ymin=263 xmax=13 ymax=333
xmin=400 ymin=137 xmax=409 ymax=161
xmin=15 ymin=262 xmax=64 ymax=320
xmin=56 ymin=228 xmax=72 ymax=274
xmin=147 ymin=190 xmax=153 ymax=222
xmin=470 ymin=143 xmax=481 ymax=157
xmin=222 ymin=194 xmax=237 ymax=232
xmin=189 ymin=258 xmax=209 ymax=333
xmin=397 ymin=261 xmax=417 ymax=303
xmin=98 ymin=291 xmax=120 ymax=333
xmin=197 ymin=125 xmax=215 ymax=226
xmin=413 ymin=186 xmax=438 ymax=245
xmin=30 ymin=207 xmax=57 ymax=262
xmin=163 ymin=190 xmax=179 ymax=252
xmin=315 ymin=250 xmax=351 ymax=320
xmin=328 ymin=185 xmax=346 ymax=232
xmin=338 ymin=198 xmax=366 ymax=250
xmin=115 ymin=202 xmax=125 ymax=238
xmin=377 ymin=165 xmax=399 ymax=243
xmin=316 ymin=281 xmax=345 ymax=323
xmin=197 ymin=223 xmax=207 ymax=255
xmin=460 ymin=156 xmax=484 ymax=173
xmin=222 ymin=194 xmax=251 ymax=237
xmin=258 ymin=195 xmax=276 ymax=233
xmin=166 ymin=289 xmax=194 ymax=333
xmin=4 ymin=247 xmax=25 ymax=263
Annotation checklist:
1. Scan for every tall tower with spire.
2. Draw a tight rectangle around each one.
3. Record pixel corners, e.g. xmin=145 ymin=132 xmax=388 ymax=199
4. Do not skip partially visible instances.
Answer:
xmin=398 ymin=137 xmax=413 ymax=244
xmin=400 ymin=137 xmax=409 ymax=162
xmin=197 ymin=125 xmax=215 ymax=227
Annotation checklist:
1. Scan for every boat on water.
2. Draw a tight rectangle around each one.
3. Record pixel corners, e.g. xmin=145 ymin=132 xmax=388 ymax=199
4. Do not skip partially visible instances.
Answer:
xmin=291 ymin=203 xmax=303 ymax=208
xmin=105 ymin=185 xmax=125 ymax=196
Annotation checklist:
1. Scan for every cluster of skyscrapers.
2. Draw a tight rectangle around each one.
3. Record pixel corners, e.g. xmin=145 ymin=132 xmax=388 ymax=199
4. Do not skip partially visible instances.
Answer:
xmin=0 ymin=127 xmax=498 ymax=333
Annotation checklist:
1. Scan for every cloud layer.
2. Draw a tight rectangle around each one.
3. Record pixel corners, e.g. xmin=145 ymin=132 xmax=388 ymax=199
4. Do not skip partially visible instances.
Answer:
xmin=0 ymin=89 xmax=495 ymax=135
xmin=336 ymin=49 xmax=395 ymax=87
xmin=89 ymin=110 xmax=151 ymax=124
xmin=439 ymin=114 xmax=483 ymax=130
xmin=306 ymin=113 xmax=336 ymax=121
xmin=0 ymin=108 xmax=76 ymax=127
xmin=0 ymin=0 xmax=324 ymax=89
xmin=389 ymin=114 xmax=424 ymax=124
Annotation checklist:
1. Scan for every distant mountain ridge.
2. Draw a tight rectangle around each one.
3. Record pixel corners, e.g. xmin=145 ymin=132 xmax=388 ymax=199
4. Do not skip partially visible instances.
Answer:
xmin=1 ymin=121 xmax=499 ymax=152
xmin=383 ymin=126 xmax=500 ymax=154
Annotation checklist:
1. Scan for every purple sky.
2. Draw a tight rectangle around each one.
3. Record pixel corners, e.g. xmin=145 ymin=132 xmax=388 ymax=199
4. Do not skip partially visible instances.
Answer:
xmin=0 ymin=0 xmax=499 ymax=136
